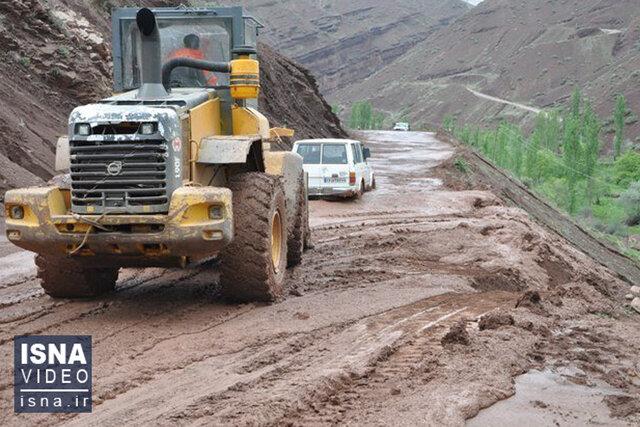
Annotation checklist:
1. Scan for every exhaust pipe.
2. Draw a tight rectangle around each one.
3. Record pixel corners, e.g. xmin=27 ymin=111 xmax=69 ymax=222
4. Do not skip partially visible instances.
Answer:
xmin=135 ymin=8 xmax=168 ymax=99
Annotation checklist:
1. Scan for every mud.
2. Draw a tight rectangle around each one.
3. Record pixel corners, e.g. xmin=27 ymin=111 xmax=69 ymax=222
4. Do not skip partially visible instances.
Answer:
xmin=1 ymin=131 xmax=639 ymax=425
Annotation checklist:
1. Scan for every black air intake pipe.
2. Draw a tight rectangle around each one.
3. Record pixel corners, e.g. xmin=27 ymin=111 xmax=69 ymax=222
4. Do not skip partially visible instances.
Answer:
xmin=161 ymin=59 xmax=231 ymax=91
xmin=136 ymin=8 xmax=168 ymax=99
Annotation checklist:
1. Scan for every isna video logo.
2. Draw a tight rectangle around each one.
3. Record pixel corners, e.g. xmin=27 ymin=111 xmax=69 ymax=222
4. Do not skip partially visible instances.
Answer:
xmin=14 ymin=335 xmax=92 ymax=413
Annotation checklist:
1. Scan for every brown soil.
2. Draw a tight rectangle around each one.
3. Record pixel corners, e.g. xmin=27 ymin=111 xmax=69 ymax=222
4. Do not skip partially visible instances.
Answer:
xmin=441 ymin=319 xmax=470 ymax=346
xmin=604 ymin=395 xmax=640 ymax=418
xmin=478 ymin=310 xmax=514 ymax=330
xmin=1 ymin=130 xmax=638 ymax=425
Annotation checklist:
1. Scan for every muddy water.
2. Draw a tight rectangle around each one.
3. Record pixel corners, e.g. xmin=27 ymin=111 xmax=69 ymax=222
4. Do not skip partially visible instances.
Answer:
xmin=468 ymin=368 xmax=629 ymax=426
xmin=1 ymin=131 xmax=636 ymax=425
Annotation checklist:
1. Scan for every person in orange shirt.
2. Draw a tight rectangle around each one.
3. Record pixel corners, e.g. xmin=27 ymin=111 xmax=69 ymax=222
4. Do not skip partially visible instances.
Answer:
xmin=166 ymin=34 xmax=218 ymax=86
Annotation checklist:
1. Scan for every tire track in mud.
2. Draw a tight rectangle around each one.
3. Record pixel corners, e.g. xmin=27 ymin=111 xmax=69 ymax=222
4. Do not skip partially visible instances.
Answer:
xmin=149 ymin=293 xmax=514 ymax=425
xmin=286 ymin=293 xmax=515 ymax=425
xmin=0 ymin=266 xmax=245 ymax=398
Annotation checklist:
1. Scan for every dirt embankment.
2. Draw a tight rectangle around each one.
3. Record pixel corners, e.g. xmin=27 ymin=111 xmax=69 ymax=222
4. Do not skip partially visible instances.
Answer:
xmin=434 ymin=131 xmax=640 ymax=288
xmin=0 ymin=0 xmax=345 ymax=194
xmin=258 ymin=43 xmax=347 ymax=141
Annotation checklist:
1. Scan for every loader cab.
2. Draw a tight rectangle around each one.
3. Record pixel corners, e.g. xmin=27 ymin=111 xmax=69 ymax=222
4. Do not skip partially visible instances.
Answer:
xmin=111 ymin=7 xmax=262 ymax=93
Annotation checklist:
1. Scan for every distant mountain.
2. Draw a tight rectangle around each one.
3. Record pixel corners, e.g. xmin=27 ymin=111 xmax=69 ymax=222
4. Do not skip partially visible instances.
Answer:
xmin=335 ymin=0 xmax=640 ymax=148
xmin=216 ymin=0 xmax=470 ymax=95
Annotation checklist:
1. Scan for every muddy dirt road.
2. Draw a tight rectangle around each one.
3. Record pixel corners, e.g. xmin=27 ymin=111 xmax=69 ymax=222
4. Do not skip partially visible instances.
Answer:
xmin=2 ymin=131 xmax=639 ymax=425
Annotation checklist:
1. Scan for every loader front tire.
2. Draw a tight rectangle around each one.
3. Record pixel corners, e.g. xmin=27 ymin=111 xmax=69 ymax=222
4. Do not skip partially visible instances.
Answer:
xmin=287 ymin=173 xmax=307 ymax=267
xmin=36 ymin=255 xmax=119 ymax=298
xmin=219 ymin=172 xmax=288 ymax=302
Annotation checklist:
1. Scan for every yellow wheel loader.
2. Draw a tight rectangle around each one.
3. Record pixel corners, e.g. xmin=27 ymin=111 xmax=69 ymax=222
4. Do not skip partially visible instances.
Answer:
xmin=4 ymin=7 xmax=309 ymax=302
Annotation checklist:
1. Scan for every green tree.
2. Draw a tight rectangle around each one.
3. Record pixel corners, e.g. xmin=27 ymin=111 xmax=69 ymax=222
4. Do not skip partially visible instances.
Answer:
xmin=570 ymin=88 xmax=582 ymax=121
xmin=360 ymin=101 xmax=373 ymax=129
xmin=581 ymin=100 xmax=601 ymax=203
xmin=525 ymin=127 xmax=541 ymax=181
xmin=349 ymin=102 xmax=362 ymax=129
xmin=372 ymin=111 xmax=385 ymax=130
xmin=562 ymin=114 xmax=582 ymax=214
xmin=613 ymin=94 xmax=627 ymax=160
xmin=540 ymin=110 xmax=562 ymax=152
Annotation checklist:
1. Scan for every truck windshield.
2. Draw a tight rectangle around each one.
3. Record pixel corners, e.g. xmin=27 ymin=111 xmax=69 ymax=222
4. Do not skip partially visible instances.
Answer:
xmin=121 ymin=18 xmax=232 ymax=90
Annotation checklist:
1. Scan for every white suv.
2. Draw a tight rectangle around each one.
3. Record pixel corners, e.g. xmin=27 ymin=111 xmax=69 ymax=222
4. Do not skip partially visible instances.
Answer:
xmin=393 ymin=122 xmax=410 ymax=131
xmin=293 ymin=139 xmax=375 ymax=198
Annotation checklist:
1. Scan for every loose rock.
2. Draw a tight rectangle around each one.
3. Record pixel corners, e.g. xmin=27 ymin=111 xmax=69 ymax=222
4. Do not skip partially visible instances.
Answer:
xmin=479 ymin=310 xmax=515 ymax=330
xmin=441 ymin=320 xmax=470 ymax=346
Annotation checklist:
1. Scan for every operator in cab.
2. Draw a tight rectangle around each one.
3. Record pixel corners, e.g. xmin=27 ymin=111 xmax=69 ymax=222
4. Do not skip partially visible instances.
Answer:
xmin=166 ymin=33 xmax=218 ymax=87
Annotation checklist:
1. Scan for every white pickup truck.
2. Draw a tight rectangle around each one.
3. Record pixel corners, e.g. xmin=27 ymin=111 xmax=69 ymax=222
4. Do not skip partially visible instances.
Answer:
xmin=293 ymin=139 xmax=375 ymax=198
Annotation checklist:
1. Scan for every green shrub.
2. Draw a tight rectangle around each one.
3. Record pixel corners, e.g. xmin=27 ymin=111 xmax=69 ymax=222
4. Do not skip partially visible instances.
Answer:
xmin=453 ymin=157 xmax=469 ymax=174
xmin=613 ymin=151 xmax=640 ymax=186
xmin=619 ymin=181 xmax=640 ymax=226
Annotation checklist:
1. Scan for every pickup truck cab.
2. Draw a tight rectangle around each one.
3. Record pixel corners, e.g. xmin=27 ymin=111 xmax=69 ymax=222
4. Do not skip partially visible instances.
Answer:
xmin=293 ymin=139 xmax=375 ymax=198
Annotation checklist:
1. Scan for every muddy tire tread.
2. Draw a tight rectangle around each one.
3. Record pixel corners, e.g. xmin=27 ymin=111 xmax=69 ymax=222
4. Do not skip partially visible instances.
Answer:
xmin=219 ymin=172 xmax=287 ymax=302
xmin=287 ymin=173 xmax=306 ymax=267
xmin=36 ymin=255 xmax=118 ymax=298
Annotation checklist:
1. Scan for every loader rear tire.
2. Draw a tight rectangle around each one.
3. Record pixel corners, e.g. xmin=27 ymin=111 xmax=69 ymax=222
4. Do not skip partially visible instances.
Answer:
xmin=219 ymin=172 xmax=288 ymax=302
xmin=36 ymin=255 xmax=119 ymax=298
xmin=287 ymin=173 xmax=307 ymax=267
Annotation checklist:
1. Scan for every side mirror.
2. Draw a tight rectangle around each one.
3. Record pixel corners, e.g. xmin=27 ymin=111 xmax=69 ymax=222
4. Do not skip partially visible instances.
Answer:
xmin=363 ymin=148 xmax=371 ymax=159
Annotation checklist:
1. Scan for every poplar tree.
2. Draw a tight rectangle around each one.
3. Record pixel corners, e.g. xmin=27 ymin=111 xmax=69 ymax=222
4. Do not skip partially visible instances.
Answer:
xmin=614 ymin=94 xmax=626 ymax=160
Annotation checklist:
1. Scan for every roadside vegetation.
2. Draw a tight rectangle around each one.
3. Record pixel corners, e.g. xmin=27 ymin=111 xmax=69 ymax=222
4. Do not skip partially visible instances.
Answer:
xmin=349 ymin=100 xmax=386 ymax=130
xmin=444 ymin=89 xmax=640 ymax=262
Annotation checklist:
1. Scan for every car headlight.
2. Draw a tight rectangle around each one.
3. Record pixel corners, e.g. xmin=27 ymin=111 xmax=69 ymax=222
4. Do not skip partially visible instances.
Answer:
xmin=10 ymin=205 xmax=24 ymax=220
xmin=209 ymin=205 xmax=223 ymax=220
xmin=75 ymin=123 xmax=91 ymax=136
xmin=140 ymin=122 xmax=156 ymax=135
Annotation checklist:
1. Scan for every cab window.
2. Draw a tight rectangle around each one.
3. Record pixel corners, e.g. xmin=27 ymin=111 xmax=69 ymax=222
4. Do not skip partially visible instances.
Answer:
xmin=296 ymin=144 xmax=321 ymax=164
xmin=121 ymin=18 xmax=231 ymax=90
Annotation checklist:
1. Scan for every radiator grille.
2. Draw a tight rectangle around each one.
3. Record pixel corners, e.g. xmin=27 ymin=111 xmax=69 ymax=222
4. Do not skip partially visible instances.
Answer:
xmin=70 ymin=137 xmax=170 ymax=213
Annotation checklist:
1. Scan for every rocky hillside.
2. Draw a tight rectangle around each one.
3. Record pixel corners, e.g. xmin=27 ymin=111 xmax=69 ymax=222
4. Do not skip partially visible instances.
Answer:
xmin=217 ymin=0 xmax=470 ymax=96
xmin=0 ymin=0 xmax=345 ymax=193
xmin=336 ymin=0 xmax=640 ymax=147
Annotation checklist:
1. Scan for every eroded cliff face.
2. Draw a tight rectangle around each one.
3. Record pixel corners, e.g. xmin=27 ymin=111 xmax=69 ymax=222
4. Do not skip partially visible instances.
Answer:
xmin=218 ymin=0 xmax=470 ymax=96
xmin=0 ymin=0 xmax=344 ymax=193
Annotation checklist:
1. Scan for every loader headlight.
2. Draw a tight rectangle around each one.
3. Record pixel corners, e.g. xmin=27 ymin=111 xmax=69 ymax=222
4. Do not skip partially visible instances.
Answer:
xmin=140 ymin=122 xmax=156 ymax=135
xmin=9 ymin=205 xmax=24 ymax=220
xmin=209 ymin=205 xmax=223 ymax=220
xmin=75 ymin=123 xmax=91 ymax=136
